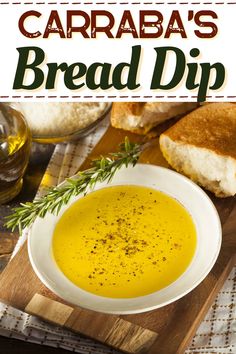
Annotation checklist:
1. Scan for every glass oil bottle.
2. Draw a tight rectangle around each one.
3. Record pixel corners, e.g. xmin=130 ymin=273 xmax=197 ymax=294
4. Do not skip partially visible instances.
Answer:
xmin=0 ymin=104 xmax=31 ymax=204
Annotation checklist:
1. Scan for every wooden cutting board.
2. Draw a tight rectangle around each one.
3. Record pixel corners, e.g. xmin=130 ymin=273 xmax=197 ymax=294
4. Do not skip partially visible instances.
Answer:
xmin=0 ymin=125 xmax=235 ymax=354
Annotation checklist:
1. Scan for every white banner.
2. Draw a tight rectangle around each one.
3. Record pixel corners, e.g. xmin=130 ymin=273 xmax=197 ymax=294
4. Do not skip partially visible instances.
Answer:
xmin=0 ymin=1 xmax=235 ymax=101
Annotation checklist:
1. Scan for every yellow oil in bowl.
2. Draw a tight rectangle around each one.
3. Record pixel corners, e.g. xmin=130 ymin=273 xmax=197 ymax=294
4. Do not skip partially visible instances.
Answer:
xmin=52 ymin=185 xmax=197 ymax=298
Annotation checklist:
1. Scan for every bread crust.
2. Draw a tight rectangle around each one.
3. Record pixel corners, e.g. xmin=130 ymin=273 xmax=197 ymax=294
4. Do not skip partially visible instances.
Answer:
xmin=162 ymin=103 xmax=236 ymax=160
xmin=111 ymin=103 xmax=148 ymax=134
xmin=111 ymin=102 xmax=198 ymax=134
xmin=160 ymin=134 xmax=236 ymax=197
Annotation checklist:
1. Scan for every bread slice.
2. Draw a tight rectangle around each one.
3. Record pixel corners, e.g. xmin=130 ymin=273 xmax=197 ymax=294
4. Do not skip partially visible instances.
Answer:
xmin=111 ymin=102 xmax=198 ymax=134
xmin=159 ymin=103 xmax=236 ymax=197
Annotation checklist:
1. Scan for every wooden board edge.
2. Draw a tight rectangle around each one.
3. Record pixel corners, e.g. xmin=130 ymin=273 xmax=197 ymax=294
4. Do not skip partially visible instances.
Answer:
xmin=148 ymin=254 xmax=236 ymax=354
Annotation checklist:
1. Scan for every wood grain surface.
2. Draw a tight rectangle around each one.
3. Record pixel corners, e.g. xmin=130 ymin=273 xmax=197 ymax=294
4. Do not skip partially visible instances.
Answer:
xmin=0 ymin=232 xmax=18 ymax=273
xmin=0 ymin=126 xmax=235 ymax=354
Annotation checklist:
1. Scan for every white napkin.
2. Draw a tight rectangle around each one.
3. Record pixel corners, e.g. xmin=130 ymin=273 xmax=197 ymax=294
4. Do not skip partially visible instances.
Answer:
xmin=0 ymin=118 xmax=235 ymax=353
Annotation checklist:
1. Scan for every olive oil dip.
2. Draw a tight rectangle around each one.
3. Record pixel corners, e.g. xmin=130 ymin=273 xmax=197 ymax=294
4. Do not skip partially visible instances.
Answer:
xmin=52 ymin=185 xmax=197 ymax=298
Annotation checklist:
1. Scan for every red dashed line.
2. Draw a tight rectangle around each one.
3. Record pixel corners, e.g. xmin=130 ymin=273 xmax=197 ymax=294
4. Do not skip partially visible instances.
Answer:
xmin=1 ymin=95 xmax=236 ymax=99
xmin=1 ymin=1 xmax=236 ymax=4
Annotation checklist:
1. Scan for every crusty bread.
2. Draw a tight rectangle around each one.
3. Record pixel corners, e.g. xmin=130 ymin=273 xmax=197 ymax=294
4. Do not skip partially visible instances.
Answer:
xmin=111 ymin=102 xmax=198 ymax=134
xmin=159 ymin=103 xmax=236 ymax=197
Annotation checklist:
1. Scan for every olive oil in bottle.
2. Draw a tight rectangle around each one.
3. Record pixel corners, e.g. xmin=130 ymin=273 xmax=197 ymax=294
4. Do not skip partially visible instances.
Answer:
xmin=0 ymin=104 xmax=31 ymax=204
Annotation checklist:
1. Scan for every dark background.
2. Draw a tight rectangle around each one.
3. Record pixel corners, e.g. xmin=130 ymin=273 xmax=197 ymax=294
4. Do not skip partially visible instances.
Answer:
xmin=0 ymin=144 xmax=74 ymax=354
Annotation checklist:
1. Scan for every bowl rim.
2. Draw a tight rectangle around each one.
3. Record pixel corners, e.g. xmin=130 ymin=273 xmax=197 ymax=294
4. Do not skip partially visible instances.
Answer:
xmin=28 ymin=164 xmax=222 ymax=314
xmin=10 ymin=102 xmax=112 ymax=144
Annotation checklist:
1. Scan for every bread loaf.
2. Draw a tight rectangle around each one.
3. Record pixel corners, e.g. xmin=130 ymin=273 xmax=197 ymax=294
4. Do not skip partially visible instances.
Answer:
xmin=111 ymin=102 xmax=198 ymax=134
xmin=159 ymin=103 xmax=236 ymax=197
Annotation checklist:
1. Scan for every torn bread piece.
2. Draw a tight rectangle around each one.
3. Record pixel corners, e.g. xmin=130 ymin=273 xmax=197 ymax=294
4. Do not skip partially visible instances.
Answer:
xmin=111 ymin=102 xmax=198 ymax=134
xmin=160 ymin=103 xmax=236 ymax=197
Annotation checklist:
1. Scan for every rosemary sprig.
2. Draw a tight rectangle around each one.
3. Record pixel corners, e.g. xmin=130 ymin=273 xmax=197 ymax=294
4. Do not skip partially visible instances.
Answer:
xmin=5 ymin=137 xmax=142 ymax=233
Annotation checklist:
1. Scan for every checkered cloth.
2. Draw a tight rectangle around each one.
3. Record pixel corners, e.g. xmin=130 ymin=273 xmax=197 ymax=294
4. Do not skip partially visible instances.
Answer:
xmin=0 ymin=117 xmax=235 ymax=353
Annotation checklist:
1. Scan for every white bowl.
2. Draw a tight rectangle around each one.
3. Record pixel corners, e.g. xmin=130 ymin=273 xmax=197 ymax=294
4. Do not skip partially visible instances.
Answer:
xmin=28 ymin=164 xmax=222 ymax=315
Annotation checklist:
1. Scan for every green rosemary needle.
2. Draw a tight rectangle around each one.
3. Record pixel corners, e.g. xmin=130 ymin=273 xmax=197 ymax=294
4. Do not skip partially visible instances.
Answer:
xmin=5 ymin=137 xmax=142 ymax=233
